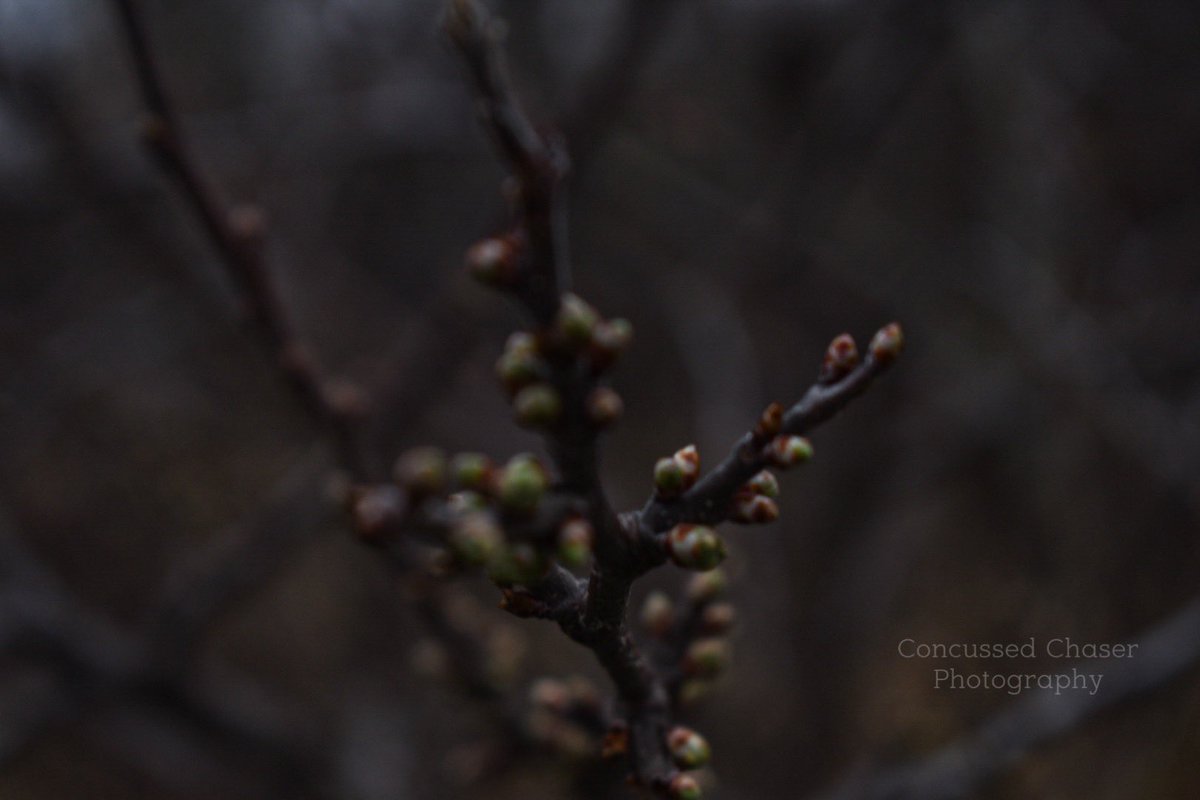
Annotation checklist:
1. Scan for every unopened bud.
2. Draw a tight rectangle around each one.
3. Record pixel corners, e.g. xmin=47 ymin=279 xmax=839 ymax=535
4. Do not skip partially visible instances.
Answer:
xmin=557 ymin=517 xmax=593 ymax=568
xmin=499 ymin=454 xmax=547 ymax=514
xmin=686 ymin=568 xmax=728 ymax=603
xmin=684 ymin=638 xmax=731 ymax=679
xmin=602 ymin=724 xmax=629 ymax=760
xmin=667 ymin=726 xmax=711 ymax=770
xmin=640 ymin=590 xmax=675 ymax=636
xmin=673 ymin=445 xmax=700 ymax=485
xmin=586 ymin=386 xmax=623 ymax=428
xmin=445 ymin=490 xmax=487 ymax=516
xmin=514 ymin=383 xmax=562 ymax=428
xmin=730 ymin=493 xmax=779 ymax=524
xmin=869 ymin=322 xmax=904 ymax=364
xmin=451 ymin=452 xmax=493 ymax=491
xmin=466 ymin=236 xmax=519 ymax=286
xmin=700 ymin=602 xmax=736 ymax=635
xmin=555 ymin=293 xmax=600 ymax=347
xmin=668 ymin=772 xmax=702 ymax=800
xmin=745 ymin=470 xmax=779 ymax=498
xmin=350 ymin=485 xmax=406 ymax=540
xmin=767 ymin=435 xmax=813 ymax=469
xmin=393 ymin=446 xmax=447 ymax=495
xmin=496 ymin=346 xmax=547 ymax=394
xmin=654 ymin=457 xmax=686 ymax=498
xmin=753 ymin=402 xmax=783 ymax=441
xmin=820 ymin=333 xmax=860 ymax=384
xmin=589 ymin=317 xmax=634 ymax=370
xmin=449 ymin=511 xmax=502 ymax=566
xmin=666 ymin=524 xmax=726 ymax=571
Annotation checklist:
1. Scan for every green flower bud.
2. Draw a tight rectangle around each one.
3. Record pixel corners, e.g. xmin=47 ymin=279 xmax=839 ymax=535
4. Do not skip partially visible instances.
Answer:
xmin=668 ymin=772 xmax=702 ymax=800
xmin=654 ymin=457 xmax=686 ymax=498
xmin=686 ymin=568 xmax=728 ymax=603
xmin=666 ymin=524 xmax=726 ymax=571
xmin=448 ymin=511 xmax=502 ymax=566
xmin=557 ymin=517 xmax=593 ymax=568
xmin=820 ymin=332 xmax=860 ymax=384
xmin=499 ymin=454 xmax=547 ymax=515
xmin=513 ymin=383 xmax=562 ymax=428
xmin=465 ymin=236 xmax=519 ymax=286
xmin=554 ymin=293 xmax=600 ymax=347
xmin=393 ymin=446 xmax=447 ymax=495
xmin=496 ymin=347 xmax=547 ymax=394
xmin=667 ymin=726 xmax=712 ymax=770
xmin=869 ymin=322 xmax=904 ymax=364
xmin=589 ymin=318 xmax=634 ymax=371
xmin=640 ymin=590 xmax=675 ymax=637
xmin=684 ymin=637 xmax=731 ymax=679
xmin=730 ymin=493 xmax=779 ymax=524
xmin=673 ymin=445 xmax=700 ymax=485
xmin=767 ymin=435 xmax=813 ymax=469
xmin=745 ymin=470 xmax=779 ymax=498
xmin=450 ymin=452 xmax=493 ymax=491
xmin=586 ymin=386 xmax=623 ymax=428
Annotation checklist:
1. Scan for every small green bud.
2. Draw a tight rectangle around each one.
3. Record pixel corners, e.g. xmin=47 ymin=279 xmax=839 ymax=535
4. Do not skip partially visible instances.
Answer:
xmin=673 ymin=445 xmax=700 ymax=485
xmin=667 ymin=726 xmax=712 ymax=770
xmin=393 ymin=446 xmax=447 ymax=495
xmin=666 ymin=524 xmax=726 ymax=571
xmin=499 ymin=454 xmax=547 ymax=515
xmin=820 ymin=332 xmax=860 ymax=384
xmin=450 ymin=452 xmax=493 ymax=491
xmin=585 ymin=386 xmax=623 ymax=428
xmin=668 ymin=772 xmax=702 ymax=800
xmin=767 ymin=435 xmax=813 ymax=469
xmin=465 ymin=236 xmax=519 ymax=286
xmin=557 ymin=517 xmax=593 ymax=568
xmin=554 ymin=293 xmax=600 ymax=347
xmin=448 ymin=511 xmax=502 ymax=566
xmin=514 ymin=383 xmax=562 ymax=428
xmin=589 ymin=318 xmax=634 ymax=371
xmin=730 ymin=493 xmax=779 ymax=524
xmin=745 ymin=470 xmax=779 ymax=498
xmin=869 ymin=322 xmax=904 ymax=364
xmin=686 ymin=568 xmax=728 ymax=603
xmin=654 ymin=457 xmax=686 ymax=497
xmin=496 ymin=347 xmax=547 ymax=394
xmin=640 ymin=590 xmax=675 ymax=637
xmin=684 ymin=637 xmax=731 ymax=679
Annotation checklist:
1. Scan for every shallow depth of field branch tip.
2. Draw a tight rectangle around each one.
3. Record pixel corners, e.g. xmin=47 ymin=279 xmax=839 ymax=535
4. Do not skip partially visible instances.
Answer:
xmin=346 ymin=1 xmax=904 ymax=796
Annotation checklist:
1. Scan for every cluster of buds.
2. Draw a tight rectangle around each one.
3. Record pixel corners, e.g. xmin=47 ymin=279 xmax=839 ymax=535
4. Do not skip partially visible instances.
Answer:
xmin=680 ymin=569 xmax=735 ymax=696
xmin=491 ymin=294 xmax=632 ymax=431
xmin=729 ymin=469 xmax=781 ymax=524
xmin=653 ymin=445 xmax=701 ymax=499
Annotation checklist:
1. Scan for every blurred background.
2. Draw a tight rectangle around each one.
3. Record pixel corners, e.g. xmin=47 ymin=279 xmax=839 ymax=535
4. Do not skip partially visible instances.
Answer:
xmin=2 ymin=0 xmax=1199 ymax=798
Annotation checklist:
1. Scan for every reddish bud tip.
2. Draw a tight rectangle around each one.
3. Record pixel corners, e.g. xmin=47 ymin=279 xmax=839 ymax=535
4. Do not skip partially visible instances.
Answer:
xmin=668 ymin=772 xmax=703 ymax=800
xmin=666 ymin=524 xmax=726 ymax=571
xmin=745 ymin=470 xmax=780 ymax=498
xmin=869 ymin=322 xmax=904 ymax=364
xmin=754 ymin=402 xmax=783 ymax=440
xmin=730 ymin=493 xmax=779 ymax=524
xmin=820 ymin=333 xmax=860 ymax=384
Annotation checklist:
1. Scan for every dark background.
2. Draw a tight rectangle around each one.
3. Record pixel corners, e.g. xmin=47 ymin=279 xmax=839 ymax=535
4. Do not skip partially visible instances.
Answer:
xmin=2 ymin=0 xmax=1198 ymax=798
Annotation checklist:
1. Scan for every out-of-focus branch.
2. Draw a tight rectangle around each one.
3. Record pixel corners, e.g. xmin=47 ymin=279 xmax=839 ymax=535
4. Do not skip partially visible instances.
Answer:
xmin=111 ymin=0 xmax=368 ymax=478
xmin=813 ymin=595 xmax=1200 ymax=800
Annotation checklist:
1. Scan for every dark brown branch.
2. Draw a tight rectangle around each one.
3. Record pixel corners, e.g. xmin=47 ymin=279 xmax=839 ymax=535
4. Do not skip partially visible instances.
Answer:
xmin=813 ymin=595 xmax=1200 ymax=800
